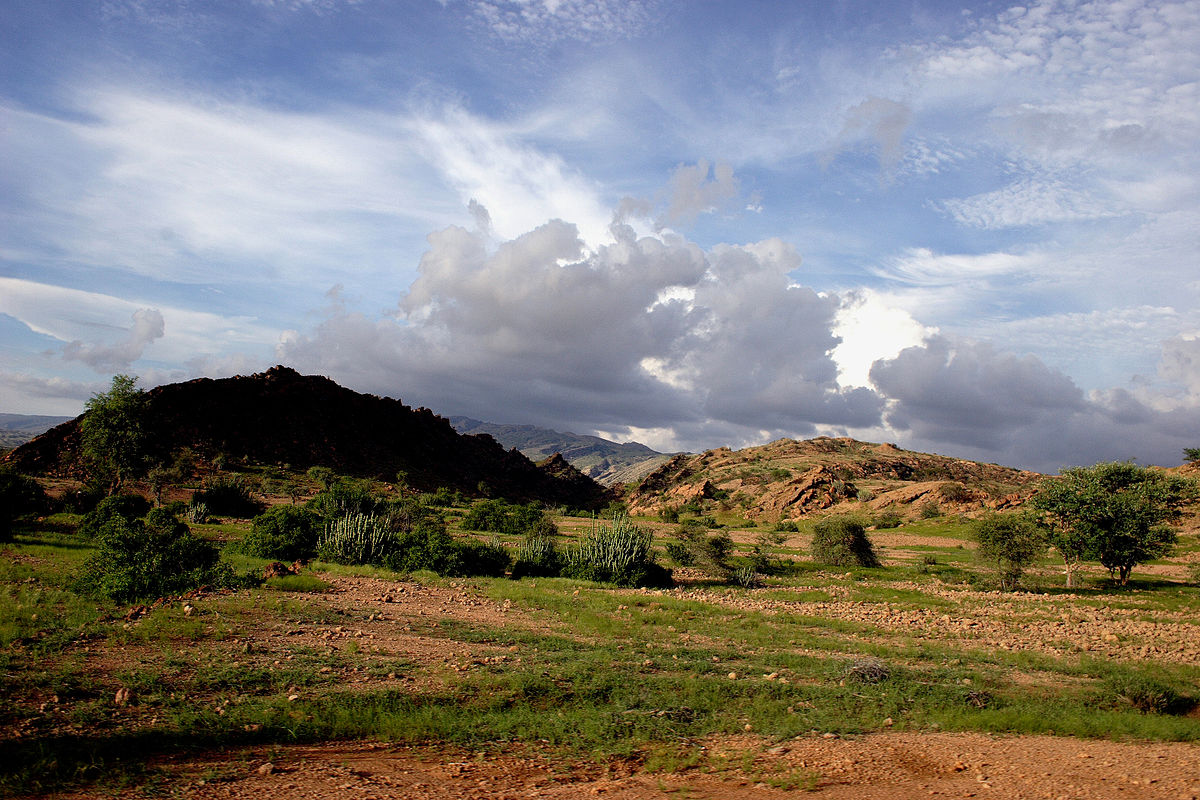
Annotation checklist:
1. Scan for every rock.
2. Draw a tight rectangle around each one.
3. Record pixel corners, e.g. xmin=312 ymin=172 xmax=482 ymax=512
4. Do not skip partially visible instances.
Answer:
xmin=114 ymin=687 xmax=132 ymax=706
xmin=256 ymin=762 xmax=275 ymax=776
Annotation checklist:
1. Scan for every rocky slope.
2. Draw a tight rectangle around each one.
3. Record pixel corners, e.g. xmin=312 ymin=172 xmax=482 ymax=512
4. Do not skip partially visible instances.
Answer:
xmin=449 ymin=417 xmax=672 ymax=486
xmin=2 ymin=367 xmax=609 ymax=508
xmin=624 ymin=436 xmax=1043 ymax=522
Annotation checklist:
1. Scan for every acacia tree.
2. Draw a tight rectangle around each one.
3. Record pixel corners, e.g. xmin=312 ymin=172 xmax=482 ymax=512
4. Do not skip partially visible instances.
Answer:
xmin=81 ymin=375 xmax=149 ymax=496
xmin=1032 ymin=462 xmax=1196 ymax=586
xmin=972 ymin=512 xmax=1049 ymax=590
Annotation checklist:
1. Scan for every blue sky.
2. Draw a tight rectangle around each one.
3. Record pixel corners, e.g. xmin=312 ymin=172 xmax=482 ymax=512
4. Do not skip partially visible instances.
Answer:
xmin=2 ymin=0 xmax=1198 ymax=472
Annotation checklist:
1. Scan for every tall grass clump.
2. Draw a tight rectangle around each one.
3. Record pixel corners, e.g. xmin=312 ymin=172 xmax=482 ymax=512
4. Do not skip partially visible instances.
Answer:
xmin=810 ymin=515 xmax=880 ymax=568
xmin=317 ymin=513 xmax=393 ymax=565
xmin=510 ymin=531 xmax=562 ymax=578
xmin=562 ymin=514 xmax=671 ymax=588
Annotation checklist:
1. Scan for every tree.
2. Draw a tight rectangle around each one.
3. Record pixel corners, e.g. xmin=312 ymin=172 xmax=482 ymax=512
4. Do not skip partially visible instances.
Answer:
xmin=972 ymin=513 xmax=1048 ymax=590
xmin=1184 ymin=447 xmax=1200 ymax=464
xmin=0 ymin=468 xmax=49 ymax=542
xmin=1032 ymin=462 xmax=1197 ymax=586
xmin=81 ymin=375 xmax=149 ymax=496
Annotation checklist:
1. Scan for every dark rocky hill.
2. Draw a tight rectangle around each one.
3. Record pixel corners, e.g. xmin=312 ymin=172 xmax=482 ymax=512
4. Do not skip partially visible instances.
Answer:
xmin=449 ymin=417 xmax=673 ymax=486
xmin=2 ymin=367 xmax=609 ymax=508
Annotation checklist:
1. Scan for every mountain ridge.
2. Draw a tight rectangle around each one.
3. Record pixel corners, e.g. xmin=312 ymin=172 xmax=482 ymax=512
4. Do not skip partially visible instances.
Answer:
xmin=1 ymin=367 xmax=609 ymax=508
xmin=449 ymin=416 xmax=674 ymax=486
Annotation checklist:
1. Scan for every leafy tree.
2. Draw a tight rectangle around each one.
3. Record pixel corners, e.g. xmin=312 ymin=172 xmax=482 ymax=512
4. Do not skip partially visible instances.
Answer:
xmin=1184 ymin=447 xmax=1200 ymax=464
xmin=1032 ymin=462 xmax=1197 ymax=586
xmin=0 ymin=468 xmax=49 ymax=542
xmin=972 ymin=513 xmax=1049 ymax=590
xmin=80 ymin=375 xmax=149 ymax=495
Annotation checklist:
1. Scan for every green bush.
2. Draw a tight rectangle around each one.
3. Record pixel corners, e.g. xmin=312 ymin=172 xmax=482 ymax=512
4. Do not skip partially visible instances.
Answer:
xmin=461 ymin=499 xmax=550 ymax=536
xmin=873 ymin=510 xmax=902 ymax=529
xmin=918 ymin=499 xmax=941 ymax=519
xmin=241 ymin=505 xmax=322 ymax=561
xmin=192 ymin=477 xmax=265 ymax=518
xmin=810 ymin=516 xmax=880 ymax=568
xmin=78 ymin=508 xmax=231 ymax=601
xmin=774 ymin=519 xmax=799 ymax=533
xmin=561 ymin=515 xmax=671 ymax=588
xmin=307 ymin=478 xmax=383 ymax=520
xmin=0 ymin=469 xmax=50 ymax=541
xmin=78 ymin=493 xmax=152 ymax=540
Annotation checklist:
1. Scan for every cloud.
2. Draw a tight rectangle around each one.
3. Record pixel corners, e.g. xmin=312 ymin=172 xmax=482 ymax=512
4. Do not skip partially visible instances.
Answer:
xmin=62 ymin=308 xmax=165 ymax=372
xmin=939 ymin=177 xmax=1120 ymax=229
xmin=660 ymin=160 xmax=740 ymax=226
xmin=278 ymin=212 xmax=882 ymax=449
xmin=868 ymin=334 xmax=1200 ymax=471
xmin=1160 ymin=334 xmax=1200 ymax=396
xmin=824 ymin=97 xmax=912 ymax=172
xmin=0 ymin=278 xmax=277 ymax=367
xmin=410 ymin=108 xmax=613 ymax=247
xmin=457 ymin=0 xmax=657 ymax=44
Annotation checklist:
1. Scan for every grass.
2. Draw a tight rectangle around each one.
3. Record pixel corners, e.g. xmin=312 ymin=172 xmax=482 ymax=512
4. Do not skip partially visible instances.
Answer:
xmin=1 ymin=514 xmax=1198 ymax=796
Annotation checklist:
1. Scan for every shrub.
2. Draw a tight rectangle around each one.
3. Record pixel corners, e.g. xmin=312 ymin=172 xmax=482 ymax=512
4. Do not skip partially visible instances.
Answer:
xmin=1098 ymin=675 xmax=1190 ymax=715
xmin=774 ymin=520 xmax=799 ymax=533
xmin=307 ymin=478 xmax=383 ymax=520
xmin=657 ymin=507 xmax=680 ymax=523
xmin=241 ymin=505 xmax=322 ymax=561
xmin=0 ymin=469 xmax=50 ymax=541
xmin=461 ymin=499 xmax=550 ymax=536
xmin=810 ymin=516 xmax=880 ymax=568
xmin=938 ymin=482 xmax=973 ymax=503
xmin=856 ymin=488 xmax=874 ymax=502
xmin=78 ymin=493 xmax=152 ymax=539
xmin=562 ymin=515 xmax=671 ymax=588
xmin=873 ymin=510 xmax=902 ymax=529
xmin=918 ymin=499 xmax=941 ymax=519
xmin=192 ymin=477 xmax=265 ymax=518
xmin=973 ymin=512 xmax=1049 ymax=590
xmin=842 ymin=658 xmax=890 ymax=684
xmin=79 ymin=508 xmax=231 ymax=601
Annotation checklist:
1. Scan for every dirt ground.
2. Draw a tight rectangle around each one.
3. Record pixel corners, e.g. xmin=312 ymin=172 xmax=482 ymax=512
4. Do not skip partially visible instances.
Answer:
xmin=69 ymin=732 xmax=1200 ymax=800
xmin=38 ymin=571 xmax=1199 ymax=800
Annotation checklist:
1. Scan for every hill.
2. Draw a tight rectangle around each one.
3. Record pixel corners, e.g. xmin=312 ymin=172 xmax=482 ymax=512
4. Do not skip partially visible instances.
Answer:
xmin=624 ymin=436 xmax=1043 ymax=522
xmin=2 ymin=367 xmax=608 ymax=508
xmin=449 ymin=417 xmax=673 ymax=486
xmin=0 ymin=413 xmax=74 ymax=451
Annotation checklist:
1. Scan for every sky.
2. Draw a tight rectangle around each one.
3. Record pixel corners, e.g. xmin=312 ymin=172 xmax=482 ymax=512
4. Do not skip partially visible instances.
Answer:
xmin=2 ymin=0 xmax=1199 ymax=473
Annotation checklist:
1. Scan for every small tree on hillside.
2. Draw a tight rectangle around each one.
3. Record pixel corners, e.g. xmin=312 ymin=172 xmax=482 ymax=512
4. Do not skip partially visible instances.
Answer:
xmin=972 ymin=513 xmax=1048 ymax=590
xmin=1184 ymin=447 xmax=1200 ymax=464
xmin=1032 ymin=462 xmax=1196 ymax=586
xmin=81 ymin=375 xmax=149 ymax=496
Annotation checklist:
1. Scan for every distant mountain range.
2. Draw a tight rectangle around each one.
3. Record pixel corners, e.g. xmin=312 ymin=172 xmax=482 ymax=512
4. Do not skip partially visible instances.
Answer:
xmin=0 ymin=414 xmax=74 ymax=451
xmin=449 ymin=417 xmax=674 ymax=486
